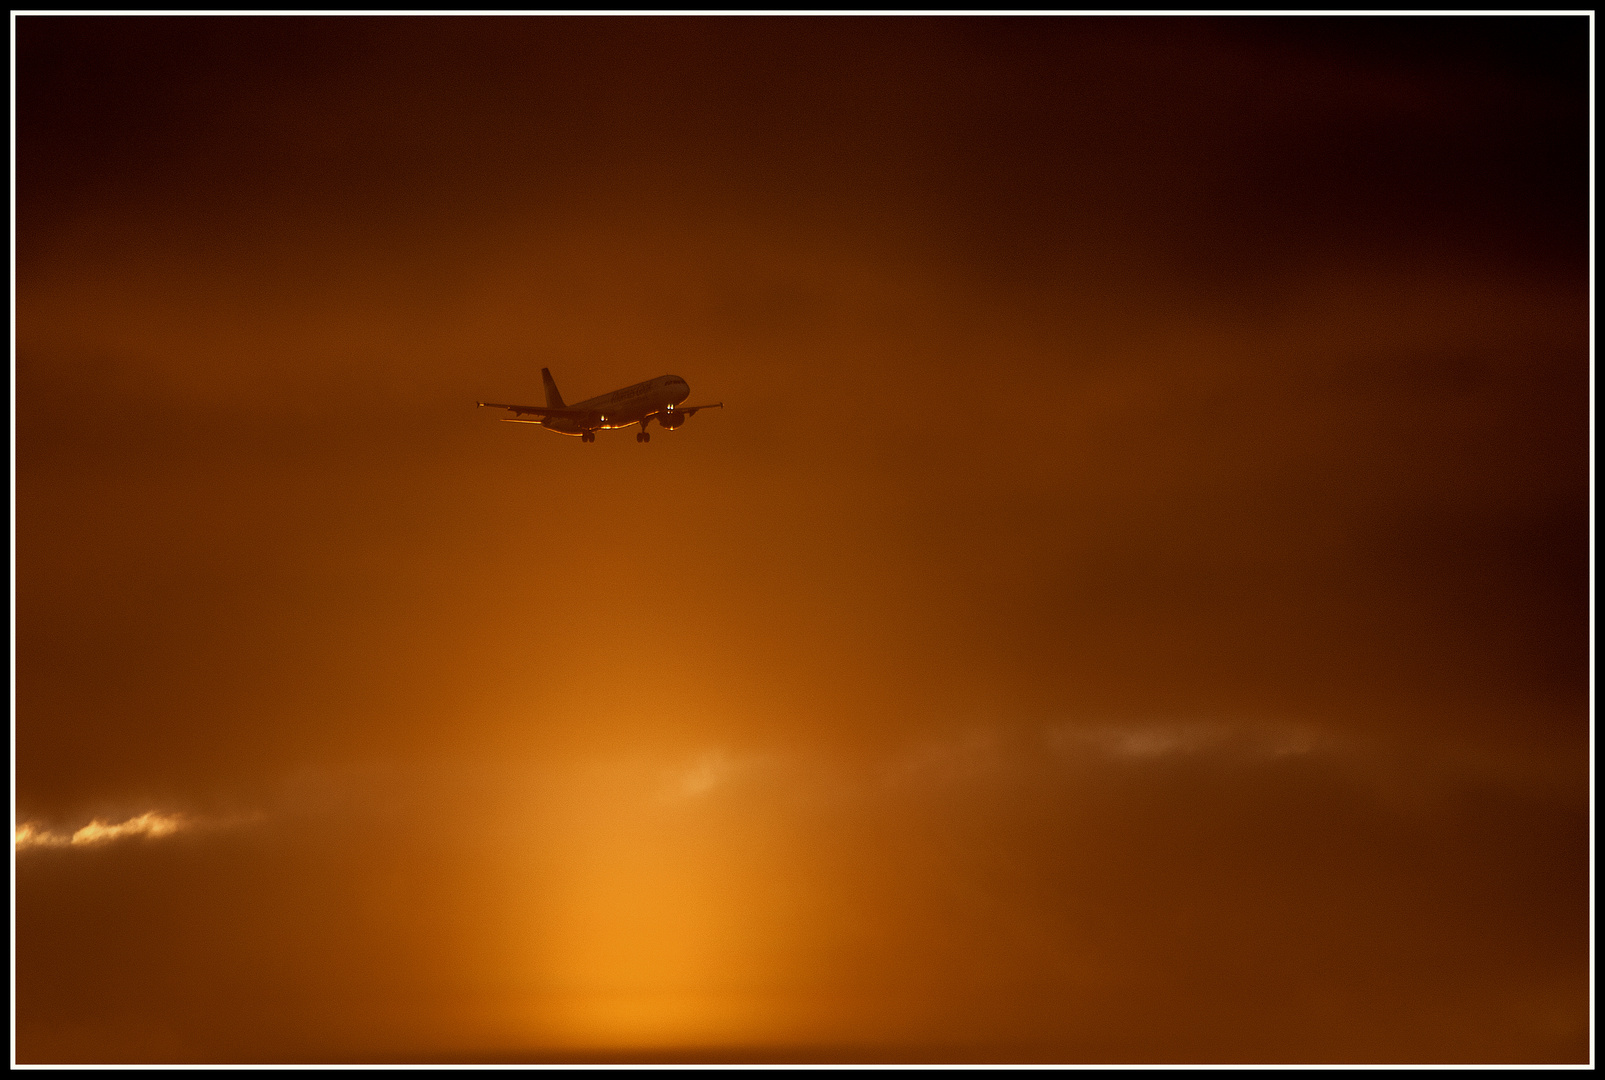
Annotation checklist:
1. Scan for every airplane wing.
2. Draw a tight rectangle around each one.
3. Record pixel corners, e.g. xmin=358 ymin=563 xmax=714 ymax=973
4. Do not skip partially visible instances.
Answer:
xmin=477 ymin=402 xmax=585 ymax=418
xmin=668 ymin=402 xmax=724 ymax=416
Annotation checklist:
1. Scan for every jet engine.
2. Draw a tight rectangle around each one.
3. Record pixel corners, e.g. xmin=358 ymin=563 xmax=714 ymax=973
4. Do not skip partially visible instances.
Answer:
xmin=659 ymin=412 xmax=687 ymax=429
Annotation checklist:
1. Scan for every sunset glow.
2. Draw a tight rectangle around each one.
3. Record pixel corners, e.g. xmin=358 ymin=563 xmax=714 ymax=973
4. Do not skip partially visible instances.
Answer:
xmin=15 ymin=13 xmax=1589 ymax=1066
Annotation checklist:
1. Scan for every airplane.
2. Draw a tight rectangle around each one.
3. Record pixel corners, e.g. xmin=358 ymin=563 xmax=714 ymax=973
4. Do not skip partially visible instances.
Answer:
xmin=477 ymin=368 xmax=723 ymax=443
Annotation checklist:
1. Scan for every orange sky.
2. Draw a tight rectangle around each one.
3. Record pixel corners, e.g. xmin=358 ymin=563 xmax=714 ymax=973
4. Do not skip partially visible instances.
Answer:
xmin=14 ymin=15 xmax=1591 ymax=1064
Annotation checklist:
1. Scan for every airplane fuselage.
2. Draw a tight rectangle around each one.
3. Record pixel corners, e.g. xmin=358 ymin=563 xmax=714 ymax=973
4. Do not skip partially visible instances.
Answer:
xmin=536 ymin=375 xmax=689 ymax=436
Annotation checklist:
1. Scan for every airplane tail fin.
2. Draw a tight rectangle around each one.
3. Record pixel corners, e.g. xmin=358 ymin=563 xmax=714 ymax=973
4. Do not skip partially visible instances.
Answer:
xmin=541 ymin=368 xmax=566 ymax=409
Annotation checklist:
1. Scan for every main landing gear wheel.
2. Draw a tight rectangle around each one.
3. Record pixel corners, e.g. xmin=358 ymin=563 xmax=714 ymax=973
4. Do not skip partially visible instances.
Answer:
xmin=581 ymin=432 xmax=595 ymax=443
xmin=636 ymin=431 xmax=650 ymax=443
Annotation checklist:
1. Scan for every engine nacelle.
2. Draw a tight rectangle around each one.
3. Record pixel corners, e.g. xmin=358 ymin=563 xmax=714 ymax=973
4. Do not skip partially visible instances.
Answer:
xmin=659 ymin=412 xmax=687 ymax=429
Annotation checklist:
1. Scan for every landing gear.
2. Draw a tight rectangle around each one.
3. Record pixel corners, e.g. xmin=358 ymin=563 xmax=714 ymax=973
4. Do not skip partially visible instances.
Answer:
xmin=581 ymin=431 xmax=595 ymax=443
xmin=636 ymin=431 xmax=650 ymax=443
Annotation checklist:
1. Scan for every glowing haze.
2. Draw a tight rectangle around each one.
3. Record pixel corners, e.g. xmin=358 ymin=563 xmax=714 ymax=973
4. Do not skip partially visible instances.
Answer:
xmin=15 ymin=15 xmax=1589 ymax=1064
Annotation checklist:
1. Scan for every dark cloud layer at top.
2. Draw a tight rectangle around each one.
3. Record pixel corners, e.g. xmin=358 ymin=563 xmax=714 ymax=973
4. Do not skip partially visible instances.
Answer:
xmin=15 ymin=14 xmax=1590 ymax=1064
xmin=19 ymin=17 xmax=1588 ymax=282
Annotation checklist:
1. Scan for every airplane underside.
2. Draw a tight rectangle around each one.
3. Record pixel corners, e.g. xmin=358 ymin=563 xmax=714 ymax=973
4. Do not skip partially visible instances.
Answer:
xmin=502 ymin=412 xmax=665 ymax=441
